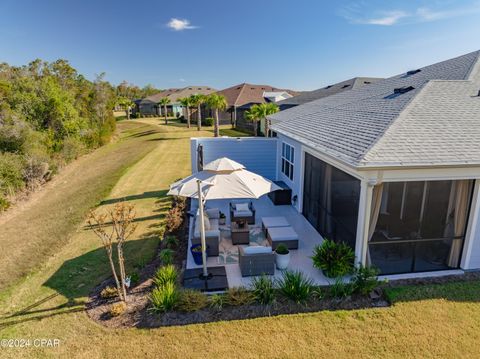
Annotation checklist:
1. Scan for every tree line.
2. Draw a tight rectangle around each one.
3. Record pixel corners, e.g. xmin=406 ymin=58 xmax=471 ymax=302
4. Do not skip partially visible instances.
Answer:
xmin=0 ymin=59 xmax=140 ymax=211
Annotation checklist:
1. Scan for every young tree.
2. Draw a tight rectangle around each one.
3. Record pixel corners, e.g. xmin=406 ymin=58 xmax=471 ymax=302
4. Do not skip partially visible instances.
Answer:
xmin=87 ymin=202 xmax=138 ymax=302
xmin=206 ymin=94 xmax=227 ymax=137
xmin=179 ymin=97 xmax=193 ymax=128
xmin=189 ymin=94 xmax=206 ymax=131
xmin=159 ymin=97 xmax=171 ymax=125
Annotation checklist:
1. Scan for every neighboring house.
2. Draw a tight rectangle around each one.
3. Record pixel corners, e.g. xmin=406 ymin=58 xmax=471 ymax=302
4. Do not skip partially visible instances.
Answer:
xmin=213 ymin=83 xmax=300 ymax=133
xmin=192 ymin=50 xmax=480 ymax=278
xmin=136 ymin=86 xmax=216 ymax=117
xmin=277 ymin=77 xmax=382 ymax=111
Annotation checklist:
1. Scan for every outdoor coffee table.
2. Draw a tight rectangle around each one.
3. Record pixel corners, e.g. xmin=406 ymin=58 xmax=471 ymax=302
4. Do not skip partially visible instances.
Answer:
xmin=231 ymin=221 xmax=250 ymax=245
xmin=266 ymin=226 xmax=299 ymax=250
xmin=261 ymin=216 xmax=290 ymax=236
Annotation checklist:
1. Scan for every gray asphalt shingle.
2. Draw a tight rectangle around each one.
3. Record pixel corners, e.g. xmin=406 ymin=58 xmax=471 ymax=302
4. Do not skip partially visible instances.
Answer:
xmin=270 ymin=50 xmax=480 ymax=168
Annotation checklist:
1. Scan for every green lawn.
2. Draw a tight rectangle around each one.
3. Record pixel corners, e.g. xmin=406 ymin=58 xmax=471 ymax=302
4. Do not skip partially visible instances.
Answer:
xmin=1 ymin=119 xmax=480 ymax=358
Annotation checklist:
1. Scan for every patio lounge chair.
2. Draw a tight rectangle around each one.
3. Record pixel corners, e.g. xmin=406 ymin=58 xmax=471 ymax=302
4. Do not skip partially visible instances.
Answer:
xmin=230 ymin=201 xmax=255 ymax=225
xmin=238 ymin=246 xmax=274 ymax=277
xmin=192 ymin=208 xmax=220 ymax=256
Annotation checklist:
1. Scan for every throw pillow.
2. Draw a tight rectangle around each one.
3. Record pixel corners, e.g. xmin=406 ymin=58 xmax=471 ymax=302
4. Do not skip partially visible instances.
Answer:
xmin=203 ymin=213 xmax=211 ymax=230
xmin=236 ymin=203 xmax=249 ymax=212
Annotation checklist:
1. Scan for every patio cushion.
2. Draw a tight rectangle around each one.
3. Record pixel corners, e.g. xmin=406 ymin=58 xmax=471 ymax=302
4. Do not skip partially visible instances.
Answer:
xmin=205 ymin=208 xmax=220 ymax=219
xmin=234 ymin=210 xmax=252 ymax=218
xmin=262 ymin=216 xmax=290 ymax=228
xmin=268 ymin=226 xmax=298 ymax=241
xmin=243 ymin=245 xmax=272 ymax=255
xmin=236 ymin=203 xmax=250 ymax=212
xmin=203 ymin=214 xmax=211 ymax=230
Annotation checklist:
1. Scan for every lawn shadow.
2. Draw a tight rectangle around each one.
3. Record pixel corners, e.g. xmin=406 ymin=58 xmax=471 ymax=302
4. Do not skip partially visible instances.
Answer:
xmin=0 ymin=238 xmax=159 ymax=330
xmin=100 ymin=190 xmax=167 ymax=205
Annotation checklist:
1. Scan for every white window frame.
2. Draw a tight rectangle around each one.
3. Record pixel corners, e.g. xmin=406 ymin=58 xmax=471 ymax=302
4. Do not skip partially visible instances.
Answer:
xmin=281 ymin=142 xmax=294 ymax=181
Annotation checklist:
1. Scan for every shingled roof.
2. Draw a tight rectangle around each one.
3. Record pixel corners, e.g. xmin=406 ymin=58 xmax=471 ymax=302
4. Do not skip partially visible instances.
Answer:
xmin=277 ymin=77 xmax=382 ymax=108
xmin=270 ymin=50 xmax=480 ymax=169
xmin=142 ymin=86 xmax=216 ymax=104
xmin=215 ymin=83 xmax=300 ymax=107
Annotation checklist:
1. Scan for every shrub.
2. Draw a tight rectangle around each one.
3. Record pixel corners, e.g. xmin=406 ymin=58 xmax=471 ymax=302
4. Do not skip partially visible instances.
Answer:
xmin=312 ymin=287 xmax=325 ymax=300
xmin=226 ymin=287 xmax=254 ymax=306
xmin=61 ymin=137 xmax=85 ymax=162
xmin=275 ymin=243 xmax=289 ymax=255
xmin=100 ymin=286 xmax=118 ymax=299
xmin=0 ymin=152 xmax=25 ymax=195
xmin=178 ymin=290 xmax=208 ymax=312
xmin=129 ymin=270 xmax=140 ymax=286
xmin=164 ymin=235 xmax=179 ymax=249
xmin=202 ymin=117 xmax=214 ymax=126
xmin=209 ymin=294 xmax=226 ymax=311
xmin=252 ymin=274 xmax=276 ymax=305
xmin=311 ymin=239 xmax=355 ymax=278
xmin=110 ymin=302 xmax=127 ymax=317
xmin=150 ymin=282 xmax=179 ymax=312
xmin=22 ymin=155 xmax=50 ymax=189
xmin=329 ymin=278 xmax=354 ymax=299
xmin=153 ymin=265 xmax=178 ymax=288
xmin=351 ymin=265 xmax=383 ymax=296
xmin=277 ymin=270 xmax=313 ymax=304
xmin=171 ymin=195 xmax=186 ymax=210
xmin=0 ymin=195 xmax=10 ymax=211
xmin=159 ymin=248 xmax=175 ymax=265
xmin=165 ymin=206 xmax=183 ymax=233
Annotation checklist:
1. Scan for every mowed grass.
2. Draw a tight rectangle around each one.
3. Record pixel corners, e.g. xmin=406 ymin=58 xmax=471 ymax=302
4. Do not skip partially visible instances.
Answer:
xmin=1 ymin=120 xmax=480 ymax=358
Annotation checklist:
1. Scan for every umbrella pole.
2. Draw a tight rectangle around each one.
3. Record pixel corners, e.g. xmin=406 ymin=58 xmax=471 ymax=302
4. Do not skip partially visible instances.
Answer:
xmin=197 ymin=180 xmax=208 ymax=278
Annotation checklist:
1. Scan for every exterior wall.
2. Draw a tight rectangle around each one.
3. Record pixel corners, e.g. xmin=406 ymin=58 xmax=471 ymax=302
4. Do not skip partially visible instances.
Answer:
xmin=191 ymin=137 xmax=277 ymax=180
xmin=276 ymin=133 xmax=305 ymax=212
xmin=275 ymin=129 xmax=480 ymax=272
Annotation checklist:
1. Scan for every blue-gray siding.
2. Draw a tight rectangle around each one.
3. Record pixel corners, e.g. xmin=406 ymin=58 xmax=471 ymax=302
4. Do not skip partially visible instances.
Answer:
xmin=191 ymin=137 xmax=278 ymax=180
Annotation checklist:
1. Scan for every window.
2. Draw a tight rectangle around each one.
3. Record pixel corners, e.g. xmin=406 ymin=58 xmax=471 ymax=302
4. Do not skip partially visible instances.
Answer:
xmin=281 ymin=142 xmax=294 ymax=181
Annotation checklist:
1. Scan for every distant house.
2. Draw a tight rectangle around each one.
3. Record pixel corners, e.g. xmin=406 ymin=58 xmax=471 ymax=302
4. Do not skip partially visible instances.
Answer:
xmin=213 ymin=83 xmax=300 ymax=133
xmin=135 ymin=86 xmax=216 ymax=117
xmin=277 ymin=77 xmax=382 ymax=111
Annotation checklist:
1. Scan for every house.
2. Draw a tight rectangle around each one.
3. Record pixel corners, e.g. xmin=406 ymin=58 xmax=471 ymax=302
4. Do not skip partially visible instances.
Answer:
xmin=213 ymin=83 xmax=300 ymax=133
xmin=136 ymin=86 xmax=216 ymax=117
xmin=191 ymin=50 xmax=480 ymax=279
xmin=277 ymin=77 xmax=382 ymax=111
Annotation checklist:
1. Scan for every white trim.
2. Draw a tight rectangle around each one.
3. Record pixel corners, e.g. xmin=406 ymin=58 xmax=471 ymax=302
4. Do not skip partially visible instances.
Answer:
xmin=298 ymin=147 xmax=306 ymax=213
xmin=281 ymin=141 xmax=295 ymax=181
xmin=302 ymin=145 xmax=365 ymax=181
xmin=461 ymin=180 xmax=480 ymax=269
xmin=355 ymin=180 xmax=369 ymax=266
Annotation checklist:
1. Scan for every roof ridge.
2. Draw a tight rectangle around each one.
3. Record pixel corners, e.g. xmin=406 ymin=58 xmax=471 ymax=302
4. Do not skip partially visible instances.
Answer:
xmin=234 ymin=83 xmax=248 ymax=107
xmin=465 ymin=50 xmax=480 ymax=81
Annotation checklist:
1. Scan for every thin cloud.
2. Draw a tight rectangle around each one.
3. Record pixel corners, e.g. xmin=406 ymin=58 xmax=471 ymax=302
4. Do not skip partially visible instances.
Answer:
xmin=166 ymin=18 xmax=197 ymax=31
xmin=363 ymin=11 xmax=408 ymax=25
xmin=341 ymin=1 xmax=480 ymax=26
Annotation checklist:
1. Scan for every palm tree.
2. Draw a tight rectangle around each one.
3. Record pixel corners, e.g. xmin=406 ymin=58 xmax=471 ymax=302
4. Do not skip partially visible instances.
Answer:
xmin=206 ymin=94 xmax=227 ymax=137
xmin=178 ymin=97 xmax=192 ymax=128
xmin=261 ymin=102 xmax=279 ymax=136
xmin=190 ymin=94 xmax=206 ymax=131
xmin=159 ymin=97 xmax=171 ymax=125
xmin=116 ymin=97 xmax=134 ymax=120
xmin=245 ymin=103 xmax=279 ymax=137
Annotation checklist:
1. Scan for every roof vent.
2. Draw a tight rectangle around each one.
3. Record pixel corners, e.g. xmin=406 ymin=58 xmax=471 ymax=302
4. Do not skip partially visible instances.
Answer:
xmin=325 ymin=85 xmax=333 ymax=89
xmin=406 ymin=69 xmax=421 ymax=76
xmin=341 ymin=84 xmax=350 ymax=88
xmin=477 ymin=89 xmax=480 ymax=97
xmin=364 ymin=81 xmax=371 ymax=84
xmin=394 ymin=86 xmax=415 ymax=94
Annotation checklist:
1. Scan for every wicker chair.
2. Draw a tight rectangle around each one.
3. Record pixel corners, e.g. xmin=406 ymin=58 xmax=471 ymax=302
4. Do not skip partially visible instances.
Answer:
xmin=230 ymin=201 xmax=256 ymax=225
xmin=238 ymin=246 xmax=274 ymax=277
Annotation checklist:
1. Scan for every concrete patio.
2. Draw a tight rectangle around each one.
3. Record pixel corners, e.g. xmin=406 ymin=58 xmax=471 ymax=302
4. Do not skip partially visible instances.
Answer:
xmin=186 ymin=195 xmax=332 ymax=288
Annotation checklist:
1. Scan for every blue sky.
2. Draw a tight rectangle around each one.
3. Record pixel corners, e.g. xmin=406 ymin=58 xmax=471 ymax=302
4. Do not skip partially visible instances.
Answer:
xmin=1 ymin=0 xmax=479 ymax=90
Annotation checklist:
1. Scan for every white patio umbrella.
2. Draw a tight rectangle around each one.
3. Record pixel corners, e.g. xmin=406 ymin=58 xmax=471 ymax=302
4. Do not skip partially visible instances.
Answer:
xmin=167 ymin=157 xmax=281 ymax=278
